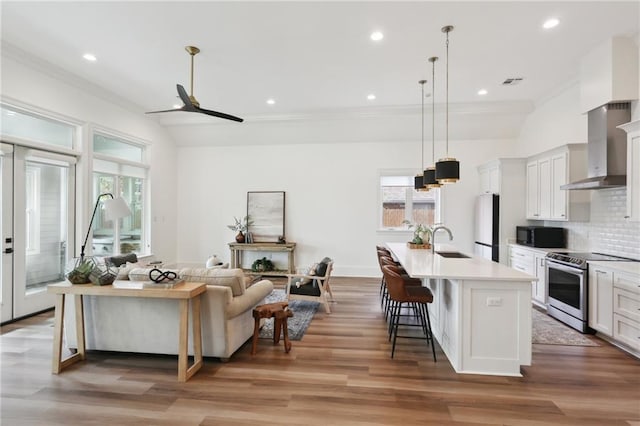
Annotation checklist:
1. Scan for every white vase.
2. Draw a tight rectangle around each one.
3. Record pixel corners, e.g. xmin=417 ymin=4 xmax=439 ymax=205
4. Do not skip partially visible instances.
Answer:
xmin=206 ymin=255 xmax=222 ymax=268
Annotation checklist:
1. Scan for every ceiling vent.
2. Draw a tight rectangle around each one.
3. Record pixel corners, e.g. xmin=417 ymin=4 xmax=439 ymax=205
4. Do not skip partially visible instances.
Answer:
xmin=502 ymin=77 xmax=523 ymax=86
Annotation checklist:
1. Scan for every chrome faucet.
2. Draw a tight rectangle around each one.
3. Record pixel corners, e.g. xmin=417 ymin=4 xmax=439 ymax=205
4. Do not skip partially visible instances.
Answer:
xmin=431 ymin=225 xmax=453 ymax=253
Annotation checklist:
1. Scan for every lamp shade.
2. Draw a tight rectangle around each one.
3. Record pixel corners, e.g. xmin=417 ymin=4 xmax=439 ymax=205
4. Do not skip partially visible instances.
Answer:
xmin=423 ymin=166 xmax=441 ymax=189
xmin=414 ymin=174 xmax=424 ymax=191
xmin=435 ymin=158 xmax=460 ymax=183
xmin=103 ymin=196 xmax=132 ymax=221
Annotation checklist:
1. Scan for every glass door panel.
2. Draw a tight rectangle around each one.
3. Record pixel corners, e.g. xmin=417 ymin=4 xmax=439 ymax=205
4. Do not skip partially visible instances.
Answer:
xmin=1 ymin=143 xmax=14 ymax=323
xmin=13 ymin=147 xmax=75 ymax=318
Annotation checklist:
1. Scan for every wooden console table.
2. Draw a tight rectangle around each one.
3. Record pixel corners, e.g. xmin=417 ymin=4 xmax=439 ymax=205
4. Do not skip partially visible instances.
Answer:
xmin=229 ymin=242 xmax=296 ymax=275
xmin=47 ymin=281 xmax=206 ymax=382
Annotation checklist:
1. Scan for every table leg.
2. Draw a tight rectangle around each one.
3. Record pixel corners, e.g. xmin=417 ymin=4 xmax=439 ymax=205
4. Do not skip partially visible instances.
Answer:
xmin=51 ymin=294 xmax=65 ymax=373
xmin=288 ymin=250 xmax=294 ymax=274
xmin=251 ymin=316 xmax=260 ymax=355
xmin=273 ymin=317 xmax=282 ymax=344
xmin=178 ymin=299 xmax=189 ymax=382
xmin=52 ymin=294 xmax=85 ymax=374
xmin=187 ymin=295 xmax=203 ymax=380
xmin=282 ymin=316 xmax=292 ymax=353
xmin=230 ymin=248 xmax=237 ymax=268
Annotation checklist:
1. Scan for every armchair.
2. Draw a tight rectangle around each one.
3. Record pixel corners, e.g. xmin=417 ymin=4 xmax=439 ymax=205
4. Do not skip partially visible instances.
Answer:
xmin=286 ymin=257 xmax=334 ymax=313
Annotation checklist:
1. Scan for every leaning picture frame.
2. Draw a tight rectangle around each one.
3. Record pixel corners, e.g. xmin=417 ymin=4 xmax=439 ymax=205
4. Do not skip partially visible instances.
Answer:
xmin=247 ymin=191 xmax=285 ymax=243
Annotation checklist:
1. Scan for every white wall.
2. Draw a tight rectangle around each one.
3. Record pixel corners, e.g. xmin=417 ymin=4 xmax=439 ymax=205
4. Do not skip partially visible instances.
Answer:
xmin=1 ymin=54 xmax=179 ymax=262
xmin=176 ymin=133 xmax=517 ymax=276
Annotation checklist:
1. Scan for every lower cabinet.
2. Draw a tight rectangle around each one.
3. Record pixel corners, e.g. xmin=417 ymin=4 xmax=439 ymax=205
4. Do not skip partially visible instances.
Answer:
xmin=588 ymin=264 xmax=640 ymax=355
xmin=588 ymin=267 xmax=613 ymax=336
xmin=508 ymin=244 xmax=548 ymax=308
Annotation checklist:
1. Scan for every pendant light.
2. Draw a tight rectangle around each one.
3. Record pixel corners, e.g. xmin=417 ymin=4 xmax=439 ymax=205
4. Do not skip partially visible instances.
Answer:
xmin=414 ymin=79 xmax=428 ymax=191
xmin=435 ymin=25 xmax=460 ymax=184
xmin=423 ymin=56 xmax=441 ymax=189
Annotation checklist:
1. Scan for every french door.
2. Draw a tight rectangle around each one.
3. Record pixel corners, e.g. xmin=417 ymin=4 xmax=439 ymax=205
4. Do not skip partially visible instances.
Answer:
xmin=1 ymin=144 xmax=14 ymax=322
xmin=1 ymin=143 xmax=75 ymax=321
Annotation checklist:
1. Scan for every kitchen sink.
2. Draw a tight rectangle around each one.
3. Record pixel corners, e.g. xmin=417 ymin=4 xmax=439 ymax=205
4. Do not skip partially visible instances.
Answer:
xmin=436 ymin=251 xmax=470 ymax=259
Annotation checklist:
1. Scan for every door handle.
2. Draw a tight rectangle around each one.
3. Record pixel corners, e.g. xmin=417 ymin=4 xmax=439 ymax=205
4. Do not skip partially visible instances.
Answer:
xmin=3 ymin=248 xmax=13 ymax=254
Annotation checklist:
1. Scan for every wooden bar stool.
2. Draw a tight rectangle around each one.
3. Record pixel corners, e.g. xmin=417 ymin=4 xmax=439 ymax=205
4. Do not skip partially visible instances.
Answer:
xmin=251 ymin=302 xmax=293 ymax=355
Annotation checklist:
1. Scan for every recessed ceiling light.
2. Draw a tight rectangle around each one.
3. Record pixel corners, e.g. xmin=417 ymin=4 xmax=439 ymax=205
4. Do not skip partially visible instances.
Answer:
xmin=477 ymin=89 xmax=488 ymax=96
xmin=266 ymin=98 xmax=275 ymax=105
xmin=370 ymin=31 xmax=384 ymax=41
xmin=83 ymin=53 xmax=97 ymax=62
xmin=367 ymin=94 xmax=376 ymax=100
xmin=542 ymin=18 xmax=559 ymax=29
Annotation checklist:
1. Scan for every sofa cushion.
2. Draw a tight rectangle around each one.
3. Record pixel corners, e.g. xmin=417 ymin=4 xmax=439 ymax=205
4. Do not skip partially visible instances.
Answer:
xmin=179 ymin=268 xmax=246 ymax=296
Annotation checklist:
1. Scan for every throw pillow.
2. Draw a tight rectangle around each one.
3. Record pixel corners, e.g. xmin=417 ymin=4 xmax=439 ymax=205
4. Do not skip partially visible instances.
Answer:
xmin=116 ymin=261 xmax=141 ymax=280
xmin=315 ymin=257 xmax=332 ymax=277
xmin=296 ymin=262 xmax=318 ymax=287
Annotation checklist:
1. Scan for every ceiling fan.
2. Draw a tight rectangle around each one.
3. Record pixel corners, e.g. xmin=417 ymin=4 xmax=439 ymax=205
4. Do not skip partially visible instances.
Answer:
xmin=146 ymin=46 xmax=244 ymax=122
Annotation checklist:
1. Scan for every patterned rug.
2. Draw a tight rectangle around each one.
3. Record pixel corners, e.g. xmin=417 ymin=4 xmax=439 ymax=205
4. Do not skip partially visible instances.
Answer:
xmin=258 ymin=289 xmax=319 ymax=340
xmin=532 ymin=309 xmax=599 ymax=346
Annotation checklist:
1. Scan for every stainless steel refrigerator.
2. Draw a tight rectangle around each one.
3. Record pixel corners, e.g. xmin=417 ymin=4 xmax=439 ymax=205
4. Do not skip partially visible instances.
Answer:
xmin=474 ymin=193 xmax=499 ymax=262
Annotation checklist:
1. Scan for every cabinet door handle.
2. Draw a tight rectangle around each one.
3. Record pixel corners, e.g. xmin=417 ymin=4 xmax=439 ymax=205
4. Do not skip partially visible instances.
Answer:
xmin=624 ymin=215 xmax=630 ymax=219
xmin=561 ymin=214 xmax=565 ymax=217
xmin=595 ymin=270 xmax=606 ymax=274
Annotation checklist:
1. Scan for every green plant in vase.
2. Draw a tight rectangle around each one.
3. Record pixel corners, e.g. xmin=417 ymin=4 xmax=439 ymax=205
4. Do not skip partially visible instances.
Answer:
xmin=402 ymin=220 xmax=432 ymax=245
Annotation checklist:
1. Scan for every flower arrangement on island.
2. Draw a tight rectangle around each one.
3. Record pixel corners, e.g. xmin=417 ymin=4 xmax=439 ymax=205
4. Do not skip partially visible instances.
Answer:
xmin=402 ymin=220 xmax=433 ymax=246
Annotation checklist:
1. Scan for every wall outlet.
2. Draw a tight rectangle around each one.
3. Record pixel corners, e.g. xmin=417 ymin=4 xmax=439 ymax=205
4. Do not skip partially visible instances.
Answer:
xmin=486 ymin=297 xmax=503 ymax=307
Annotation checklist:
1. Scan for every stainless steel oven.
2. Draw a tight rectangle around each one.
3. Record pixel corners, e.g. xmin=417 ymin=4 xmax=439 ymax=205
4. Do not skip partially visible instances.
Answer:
xmin=545 ymin=252 xmax=636 ymax=333
xmin=546 ymin=259 xmax=588 ymax=332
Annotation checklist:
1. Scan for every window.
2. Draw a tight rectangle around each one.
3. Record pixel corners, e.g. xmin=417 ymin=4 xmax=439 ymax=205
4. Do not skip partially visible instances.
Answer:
xmin=1 ymin=104 xmax=75 ymax=149
xmin=379 ymin=174 xmax=439 ymax=230
xmin=92 ymin=130 xmax=148 ymax=257
xmin=25 ymin=166 xmax=41 ymax=254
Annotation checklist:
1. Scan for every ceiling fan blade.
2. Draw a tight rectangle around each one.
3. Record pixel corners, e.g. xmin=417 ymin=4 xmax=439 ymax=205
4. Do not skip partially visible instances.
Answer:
xmin=195 ymin=106 xmax=244 ymax=122
xmin=145 ymin=107 xmax=186 ymax=114
xmin=176 ymin=84 xmax=193 ymax=107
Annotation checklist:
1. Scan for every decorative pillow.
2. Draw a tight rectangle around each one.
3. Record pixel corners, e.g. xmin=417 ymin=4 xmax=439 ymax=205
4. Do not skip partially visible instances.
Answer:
xmin=179 ymin=268 xmax=246 ymax=296
xmin=116 ymin=261 xmax=141 ymax=280
xmin=296 ymin=262 xmax=318 ymax=287
xmin=315 ymin=257 xmax=332 ymax=277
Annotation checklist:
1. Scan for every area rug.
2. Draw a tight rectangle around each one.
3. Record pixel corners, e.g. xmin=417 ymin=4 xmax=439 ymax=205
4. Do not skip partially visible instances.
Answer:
xmin=532 ymin=309 xmax=599 ymax=346
xmin=258 ymin=289 xmax=319 ymax=340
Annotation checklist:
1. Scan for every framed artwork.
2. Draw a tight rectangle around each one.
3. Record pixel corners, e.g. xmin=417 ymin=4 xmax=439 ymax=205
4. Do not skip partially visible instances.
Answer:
xmin=247 ymin=191 xmax=285 ymax=243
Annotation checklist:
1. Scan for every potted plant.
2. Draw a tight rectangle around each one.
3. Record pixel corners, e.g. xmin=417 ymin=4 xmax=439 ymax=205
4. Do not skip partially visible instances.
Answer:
xmin=402 ymin=220 xmax=433 ymax=249
xmin=227 ymin=216 xmax=253 ymax=243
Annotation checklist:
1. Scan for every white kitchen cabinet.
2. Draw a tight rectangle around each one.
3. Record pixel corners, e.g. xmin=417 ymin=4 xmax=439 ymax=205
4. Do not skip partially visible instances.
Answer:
xmin=588 ymin=262 xmax=640 ymax=356
xmin=477 ymin=159 xmax=526 ymax=264
xmin=478 ymin=161 xmax=500 ymax=194
xmin=619 ymin=120 xmax=640 ymax=221
xmin=526 ymin=144 xmax=589 ymax=221
xmin=508 ymin=244 xmax=548 ymax=308
xmin=588 ymin=267 xmax=613 ymax=336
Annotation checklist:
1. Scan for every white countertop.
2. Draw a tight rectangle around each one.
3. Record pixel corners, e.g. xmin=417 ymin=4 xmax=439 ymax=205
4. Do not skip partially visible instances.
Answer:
xmin=386 ymin=242 xmax=537 ymax=282
xmin=588 ymin=261 xmax=640 ymax=275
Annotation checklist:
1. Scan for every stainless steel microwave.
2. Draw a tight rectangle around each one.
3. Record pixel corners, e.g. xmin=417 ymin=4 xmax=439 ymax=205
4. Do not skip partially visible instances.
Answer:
xmin=516 ymin=226 xmax=565 ymax=248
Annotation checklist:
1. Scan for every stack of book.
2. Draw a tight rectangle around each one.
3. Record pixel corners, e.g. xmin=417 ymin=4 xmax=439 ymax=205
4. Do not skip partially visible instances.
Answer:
xmin=112 ymin=279 xmax=184 ymax=289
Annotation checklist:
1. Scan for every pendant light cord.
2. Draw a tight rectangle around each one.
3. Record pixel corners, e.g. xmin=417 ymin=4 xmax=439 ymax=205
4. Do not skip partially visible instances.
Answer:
xmin=431 ymin=59 xmax=436 ymax=163
xmin=445 ymin=30 xmax=449 ymax=157
xmin=421 ymin=80 xmax=425 ymax=170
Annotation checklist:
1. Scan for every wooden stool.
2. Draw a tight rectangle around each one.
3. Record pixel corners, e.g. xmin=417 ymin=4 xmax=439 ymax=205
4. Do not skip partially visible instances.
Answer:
xmin=251 ymin=301 xmax=294 ymax=355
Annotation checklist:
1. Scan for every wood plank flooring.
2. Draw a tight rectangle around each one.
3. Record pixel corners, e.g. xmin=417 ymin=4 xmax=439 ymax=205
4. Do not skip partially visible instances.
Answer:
xmin=2 ymin=277 xmax=639 ymax=425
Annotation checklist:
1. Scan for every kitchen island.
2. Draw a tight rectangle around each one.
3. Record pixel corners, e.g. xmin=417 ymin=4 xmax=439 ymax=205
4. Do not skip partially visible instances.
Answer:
xmin=386 ymin=242 xmax=537 ymax=377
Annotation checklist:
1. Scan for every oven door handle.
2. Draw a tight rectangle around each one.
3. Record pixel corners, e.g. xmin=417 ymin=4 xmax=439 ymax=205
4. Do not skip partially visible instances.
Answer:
xmin=546 ymin=261 xmax=585 ymax=275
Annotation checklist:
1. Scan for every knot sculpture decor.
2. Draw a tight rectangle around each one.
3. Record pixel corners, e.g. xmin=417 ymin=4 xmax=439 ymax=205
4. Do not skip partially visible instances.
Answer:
xmin=148 ymin=268 xmax=178 ymax=283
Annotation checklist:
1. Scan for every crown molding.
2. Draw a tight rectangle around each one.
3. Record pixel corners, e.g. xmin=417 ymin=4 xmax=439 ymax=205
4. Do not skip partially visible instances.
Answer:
xmin=1 ymin=41 xmax=149 ymax=116
xmin=160 ymin=100 xmax=534 ymax=127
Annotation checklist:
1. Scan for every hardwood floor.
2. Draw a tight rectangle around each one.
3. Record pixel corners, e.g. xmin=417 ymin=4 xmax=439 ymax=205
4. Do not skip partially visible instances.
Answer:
xmin=2 ymin=277 xmax=639 ymax=425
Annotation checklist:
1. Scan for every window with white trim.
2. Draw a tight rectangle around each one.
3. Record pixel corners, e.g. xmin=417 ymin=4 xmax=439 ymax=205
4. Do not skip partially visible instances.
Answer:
xmin=379 ymin=174 xmax=439 ymax=230
xmin=91 ymin=131 xmax=148 ymax=256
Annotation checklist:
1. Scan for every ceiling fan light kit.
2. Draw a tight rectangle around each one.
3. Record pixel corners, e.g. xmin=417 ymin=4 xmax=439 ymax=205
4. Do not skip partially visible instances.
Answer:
xmin=435 ymin=25 xmax=460 ymax=184
xmin=145 ymin=45 xmax=243 ymax=122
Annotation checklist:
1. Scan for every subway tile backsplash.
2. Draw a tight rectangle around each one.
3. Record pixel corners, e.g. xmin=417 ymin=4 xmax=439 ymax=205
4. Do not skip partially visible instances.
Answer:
xmin=546 ymin=188 xmax=640 ymax=260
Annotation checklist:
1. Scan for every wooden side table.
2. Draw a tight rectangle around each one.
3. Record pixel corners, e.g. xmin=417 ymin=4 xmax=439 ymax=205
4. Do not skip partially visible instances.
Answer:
xmin=47 ymin=281 xmax=206 ymax=382
xmin=228 ymin=242 xmax=296 ymax=276
xmin=251 ymin=302 xmax=293 ymax=355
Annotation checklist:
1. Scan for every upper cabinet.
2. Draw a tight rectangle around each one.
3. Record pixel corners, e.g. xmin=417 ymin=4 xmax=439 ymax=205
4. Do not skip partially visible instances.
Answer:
xmin=619 ymin=120 xmax=640 ymax=221
xmin=526 ymin=144 xmax=589 ymax=221
xmin=580 ymin=37 xmax=639 ymax=113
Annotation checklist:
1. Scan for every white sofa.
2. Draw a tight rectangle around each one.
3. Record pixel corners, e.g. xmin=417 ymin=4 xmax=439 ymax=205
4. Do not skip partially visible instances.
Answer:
xmin=63 ymin=267 xmax=274 ymax=360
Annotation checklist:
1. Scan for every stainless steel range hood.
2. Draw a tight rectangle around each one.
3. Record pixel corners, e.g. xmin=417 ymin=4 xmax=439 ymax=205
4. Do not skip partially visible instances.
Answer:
xmin=561 ymin=102 xmax=631 ymax=190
